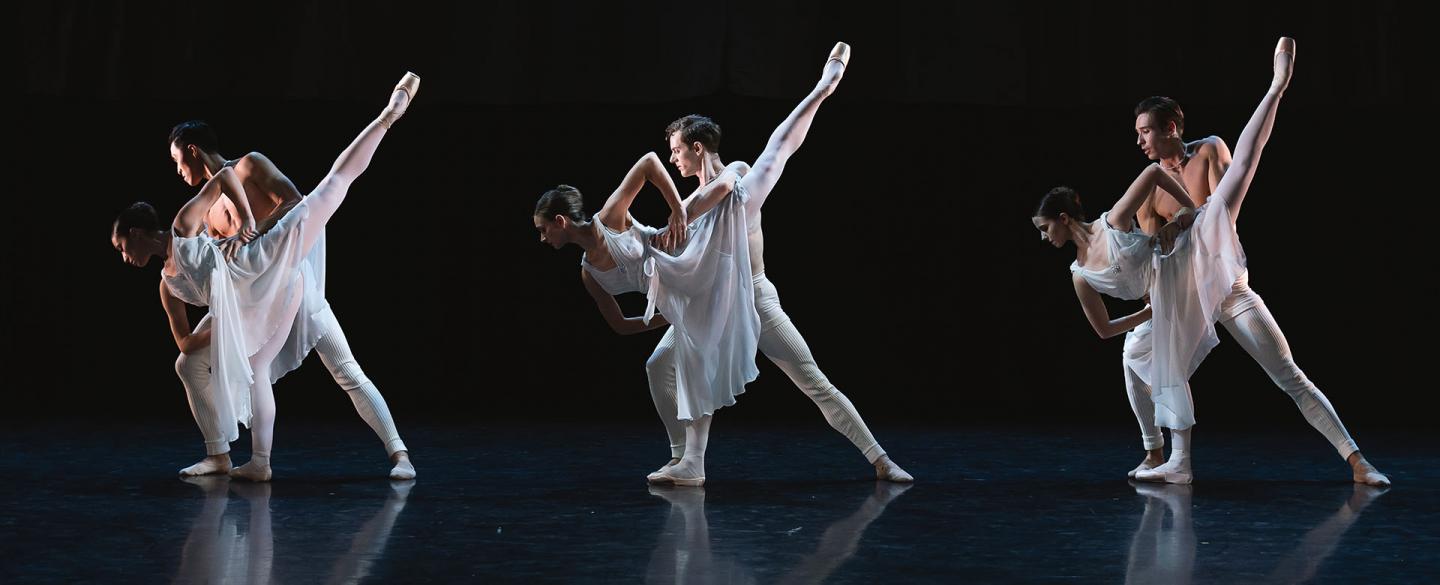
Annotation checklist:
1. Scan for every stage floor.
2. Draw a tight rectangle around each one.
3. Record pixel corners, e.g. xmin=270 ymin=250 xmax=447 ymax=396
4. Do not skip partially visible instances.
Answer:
xmin=3 ymin=422 xmax=1436 ymax=583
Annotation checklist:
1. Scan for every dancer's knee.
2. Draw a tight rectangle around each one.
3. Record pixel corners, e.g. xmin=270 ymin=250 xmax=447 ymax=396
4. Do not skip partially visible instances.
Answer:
xmin=328 ymin=358 xmax=370 ymax=391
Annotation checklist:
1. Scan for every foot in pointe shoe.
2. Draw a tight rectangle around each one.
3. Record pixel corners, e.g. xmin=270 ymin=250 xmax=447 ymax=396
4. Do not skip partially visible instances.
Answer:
xmin=379 ymin=72 xmax=422 ymax=128
xmin=1272 ymin=37 xmax=1296 ymax=92
xmin=818 ymin=42 xmax=850 ymax=96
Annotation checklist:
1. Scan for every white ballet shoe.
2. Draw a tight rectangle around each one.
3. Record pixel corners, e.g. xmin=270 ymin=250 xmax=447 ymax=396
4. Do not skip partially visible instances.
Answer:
xmin=645 ymin=458 xmax=682 ymax=484
xmin=389 ymin=455 xmax=416 ymax=480
xmin=179 ymin=455 xmax=232 ymax=477
xmin=1352 ymin=460 xmax=1391 ymax=487
xmin=1134 ymin=456 xmax=1192 ymax=485
xmin=874 ymin=456 xmax=914 ymax=483
xmin=379 ymin=72 xmax=421 ymax=129
xmin=1127 ymin=458 xmax=1161 ymax=479
xmin=648 ymin=458 xmax=705 ymax=487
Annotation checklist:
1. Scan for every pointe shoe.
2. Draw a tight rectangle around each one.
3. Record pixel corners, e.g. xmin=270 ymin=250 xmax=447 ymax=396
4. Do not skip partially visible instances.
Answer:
xmin=1272 ymin=37 xmax=1296 ymax=91
xmin=379 ymin=71 xmax=422 ymax=128
xmin=827 ymin=42 xmax=851 ymax=69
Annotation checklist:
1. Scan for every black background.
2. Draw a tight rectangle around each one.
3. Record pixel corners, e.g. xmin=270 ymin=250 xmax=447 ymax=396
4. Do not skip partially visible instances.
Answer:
xmin=8 ymin=2 xmax=1431 ymax=438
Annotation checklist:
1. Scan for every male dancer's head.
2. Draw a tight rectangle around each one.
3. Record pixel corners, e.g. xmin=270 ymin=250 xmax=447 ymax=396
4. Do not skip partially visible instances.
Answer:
xmin=1133 ymin=96 xmax=1187 ymax=164
xmin=168 ymin=120 xmax=228 ymax=187
xmin=665 ymin=115 xmax=723 ymax=179
xmin=112 ymin=202 xmax=167 ymax=267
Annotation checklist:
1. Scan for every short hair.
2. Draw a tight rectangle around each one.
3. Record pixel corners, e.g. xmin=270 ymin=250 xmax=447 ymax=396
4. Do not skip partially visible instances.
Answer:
xmin=1134 ymin=96 xmax=1185 ymax=137
xmin=168 ymin=120 xmax=219 ymax=153
xmin=664 ymin=115 xmax=721 ymax=153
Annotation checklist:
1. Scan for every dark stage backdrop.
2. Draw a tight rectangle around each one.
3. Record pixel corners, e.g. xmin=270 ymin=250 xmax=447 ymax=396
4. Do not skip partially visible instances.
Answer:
xmin=9 ymin=2 xmax=1431 ymax=434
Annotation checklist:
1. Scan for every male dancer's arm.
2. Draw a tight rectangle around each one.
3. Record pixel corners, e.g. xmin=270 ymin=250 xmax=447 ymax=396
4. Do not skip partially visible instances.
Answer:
xmin=679 ymin=161 xmax=750 ymax=218
xmin=580 ymin=269 xmax=670 ymax=335
xmin=1188 ymin=136 xmax=1233 ymax=195
xmin=654 ymin=161 xmax=751 ymax=252
xmin=1073 ymin=275 xmax=1152 ymax=339
xmin=159 ymin=280 xmax=211 ymax=354
xmin=236 ymin=153 xmax=303 ymax=234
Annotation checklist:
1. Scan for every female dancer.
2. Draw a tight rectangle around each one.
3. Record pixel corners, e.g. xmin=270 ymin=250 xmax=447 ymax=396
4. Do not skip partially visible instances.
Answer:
xmin=112 ymin=72 xmax=420 ymax=481
xmin=534 ymin=43 xmax=859 ymax=486
xmin=1033 ymin=39 xmax=1388 ymax=485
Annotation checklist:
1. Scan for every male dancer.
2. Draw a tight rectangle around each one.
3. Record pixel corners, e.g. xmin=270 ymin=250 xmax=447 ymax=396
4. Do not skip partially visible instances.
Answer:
xmin=160 ymin=120 xmax=414 ymax=480
xmin=1122 ymin=67 xmax=1386 ymax=485
xmin=645 ymin=43 xmax=913 ymax=484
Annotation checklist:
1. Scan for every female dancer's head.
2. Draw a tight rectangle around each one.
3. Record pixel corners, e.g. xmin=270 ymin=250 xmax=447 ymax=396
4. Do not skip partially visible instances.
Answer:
xmin=169 ymin=120 xmax=220 ymax=187
xmin=112 ymin=202 xmax=166 ymax=267
xmin=665 ymin=115 xmax=721 ymax=178
xmin=1032 ymin=186 xmax=1087 ymax=248
xmin=533 ymin=185 xmax=587 ymax=249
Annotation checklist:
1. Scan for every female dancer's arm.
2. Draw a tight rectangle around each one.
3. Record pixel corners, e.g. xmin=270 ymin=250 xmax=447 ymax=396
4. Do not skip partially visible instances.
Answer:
xmin=1073 ymin=274 xmax=1152 ymax=339
xmin=580 ymin=269 xmax=670 ymax=335
xmin=597 ymin=152 xmax=687 ymax=239
xmin=1149 ymin=166 xmax=1199 ymax=253
xmin=173 ymin=167 xmax=257 ymax=261
xmin=1109 ymin=163 xmax=1197 ymax=233
xmin=159 ymin=280 xmax=210 ymax=354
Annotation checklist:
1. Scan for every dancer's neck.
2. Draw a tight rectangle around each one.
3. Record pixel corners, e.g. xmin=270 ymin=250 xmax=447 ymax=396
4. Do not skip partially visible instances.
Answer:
xmin=155 ymin=230 xmax=174 ymax=262
xmin=1156 ymin=137 xmax=1187 ymax=172
xmin=696 ymin=154 xmax=725 ymax=186
xmin=1069 ymin=221 xmax=1095 ymax=257
xmin=199 ymin=152 xmax=229 ymax=180
xmin=571 ymin=221 xmax=601 ymax=253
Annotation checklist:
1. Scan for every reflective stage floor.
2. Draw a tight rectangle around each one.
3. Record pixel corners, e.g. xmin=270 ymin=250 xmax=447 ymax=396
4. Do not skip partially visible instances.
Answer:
xmin=3 ymin=422 xmax=1436 ymax=583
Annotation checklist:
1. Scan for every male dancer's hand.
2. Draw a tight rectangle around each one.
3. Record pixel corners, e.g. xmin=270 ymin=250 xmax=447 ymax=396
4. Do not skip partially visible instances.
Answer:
xmin=218 ymin=235 xmax=247 ymax=263
xmin=667 ymin=208 xmax=688 ymax=247
xmin=1155 ymin=222 xmax=1182 ymax=255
